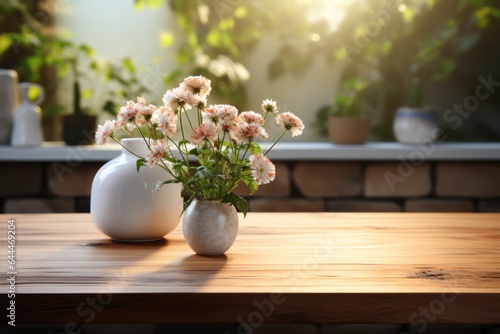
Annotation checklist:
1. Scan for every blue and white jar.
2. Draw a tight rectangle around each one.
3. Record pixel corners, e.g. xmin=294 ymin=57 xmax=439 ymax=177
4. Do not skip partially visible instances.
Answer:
xmin=393 ymin=107 xmax=438 ymax=144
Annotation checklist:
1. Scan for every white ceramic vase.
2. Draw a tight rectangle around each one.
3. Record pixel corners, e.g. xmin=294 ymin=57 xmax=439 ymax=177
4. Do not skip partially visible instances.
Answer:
xmin=11 ymin=83 xmax=44 ymax=146
xmin=91 ymin=138 xmax=183 ymax=242
xmin=393 ymin=107 xmax=438 ymax=144
xmin=182 ymin=199 xmax=238 ymax=256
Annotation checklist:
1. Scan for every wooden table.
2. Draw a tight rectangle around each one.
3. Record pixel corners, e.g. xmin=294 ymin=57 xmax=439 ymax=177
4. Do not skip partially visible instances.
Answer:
xmin=1 ymin=213 xmax=500 ymax=325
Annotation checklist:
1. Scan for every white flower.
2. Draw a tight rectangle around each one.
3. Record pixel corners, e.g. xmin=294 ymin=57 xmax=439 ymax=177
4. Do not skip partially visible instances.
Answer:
xmin=152 ymin=107 xmax=177 ymax=138
xmin=232 ymin=122 xmax=268 ymax=144
xmin=136 ymin=103 xmax=157 ymax=126
xmin=261 ymin=99 xmax=278 ymax=113
xmin=239 ymin=111 xmax=264 ymax=125
xmin=249 ymin=154 xmax=276 ymax=185
xmin=162 ymin=89 xmax=177 ymax=111
xmin=181 ymin=75 xmax=212 ymax=98
xmin=275 ymin=112 xmax=304 ymax=137
xmin=117 ymin=100 xmax=139 ymax=130
xmin=162 ymin=87 xmax=198 ymax=111
xmin=95 ymin=120 xmax=115 ymax=145
xmin=146 ymin=140 xmax=168 ymax=168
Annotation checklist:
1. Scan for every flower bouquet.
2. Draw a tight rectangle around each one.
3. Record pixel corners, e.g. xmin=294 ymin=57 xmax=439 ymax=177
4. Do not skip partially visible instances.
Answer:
xmin=95 ymin=75 xmax=304 ymax=217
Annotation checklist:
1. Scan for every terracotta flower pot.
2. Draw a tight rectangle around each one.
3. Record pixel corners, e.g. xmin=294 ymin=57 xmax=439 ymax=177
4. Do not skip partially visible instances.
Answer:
xmin=328 ymin=116 xmax=370 ymax=144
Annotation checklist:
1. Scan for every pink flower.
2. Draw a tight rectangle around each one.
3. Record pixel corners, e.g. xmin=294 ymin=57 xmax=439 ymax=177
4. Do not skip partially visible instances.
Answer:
xmin=115 ymin=97 xmax=155 ymax=130
xmin=146 ymin=140 xmax=168 ymax=168
xmin=136 ymin=103 xmax=157 ymax=126
xmin=152 ymin=107 xmax=177 ymax=138
xmin=203 ymin=104 xmax=239 ymax=132
xmin=117 ymin=100 xmax=140 ymax=130
xmin=162 ymin=87 xmax=198 ymax=111
xmin=249 ymin=154 xmax=276 ymax=185
xmin=162 ymin=89 xmax=177 ymax=111
xmin=95 ymin=120 xmax=116 ymax=145
xmin=181 ymin=75 xmax=212 ymax=98
xmin=239 ymin=111 xmax=264 ymax=125
xmin=190 ymin=122 xmax=218 ymax=146
xmin=275 ymin=112 xmax=304 ymax=137
xmin=232 ymin=122 xmax=268 ymax=144
xmin=202 ymin=107 xmax=217 ymax=123
xmin=261 ymin=99 xmax=278 ymax=113
xmin=194 ymin=96 xmax=207 ymax=110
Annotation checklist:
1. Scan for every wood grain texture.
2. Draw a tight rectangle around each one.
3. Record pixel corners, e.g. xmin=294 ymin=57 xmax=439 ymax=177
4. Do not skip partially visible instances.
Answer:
xmin=1 ymin=212 xmax=499 ymax=324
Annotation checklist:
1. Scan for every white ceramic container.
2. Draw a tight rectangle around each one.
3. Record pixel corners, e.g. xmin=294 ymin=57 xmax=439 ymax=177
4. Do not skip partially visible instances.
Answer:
xmin=91 ymin=138 xmax=183 ymax=241
xmin=183 ymin=199 xmax=238 ymax=256
xmin=393 ymin=107 xmax=438 ymax=144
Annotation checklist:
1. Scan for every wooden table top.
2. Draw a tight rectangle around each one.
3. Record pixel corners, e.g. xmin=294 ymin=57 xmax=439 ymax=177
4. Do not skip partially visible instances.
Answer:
xmin=1 ymin=212 xmax=500 ymax=325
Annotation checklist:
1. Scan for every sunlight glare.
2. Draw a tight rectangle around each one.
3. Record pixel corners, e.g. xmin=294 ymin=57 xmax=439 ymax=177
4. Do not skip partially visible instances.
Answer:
xmin=307 ymin=0 xmax=351 ymax=32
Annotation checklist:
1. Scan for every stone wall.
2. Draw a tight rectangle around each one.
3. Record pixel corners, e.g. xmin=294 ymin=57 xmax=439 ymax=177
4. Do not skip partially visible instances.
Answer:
xmin=1 ymin=161 xmax=500 ymax=213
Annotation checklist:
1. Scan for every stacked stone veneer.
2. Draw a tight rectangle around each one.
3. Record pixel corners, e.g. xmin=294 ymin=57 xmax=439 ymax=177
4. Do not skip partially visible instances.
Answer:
xmin=1 ymin=161 xmax=500 ymax=213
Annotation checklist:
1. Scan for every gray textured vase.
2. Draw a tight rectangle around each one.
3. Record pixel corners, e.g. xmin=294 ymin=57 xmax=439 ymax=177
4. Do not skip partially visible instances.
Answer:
xmin=0 ymin=69 xmax=19 ymax=144
xmin=182 ymin=199 xmax=238 ymax=256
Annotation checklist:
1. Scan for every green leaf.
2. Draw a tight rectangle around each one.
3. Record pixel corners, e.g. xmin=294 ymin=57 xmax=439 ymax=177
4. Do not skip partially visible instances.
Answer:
xmin=0 ymin=33 xmax=12 ymax=54
xmin=159 ymin=32 xmax=175 ymax=48
xmin=163 ymin=70 xmax=183 ymax=85
xmin=102 ymin=100 xmax=117 ymax=116
xmin=90 ymin=60 xmax=99 ymax=71
xmin=79 ymin=44 xmax=94 ymax=56
xmin=134 ymin=0 xmax=163 ymax=11
xmin=426 ymin=0 xmax=436 ymax=9
xmin=81 ymin=88 xmax=92 ymax=99
xmin=233 ymin=6 xmax=248 ymax=18
xmin=27 ymin=85 xmax=41 ymax=102
xmin=206 ymin=30 xmax=221 ymax=48
xmin=155 ymin=179 xmax=180 ymax=192
xmin=122 ymin=57 xmax=136 ymax=73
xmin=432 ymin=59 xmax=456 ymax=80
xmin=188 ymin=147 xmax=200 ymax=156
xmin=242 ymin=177 xmax=258 ymax=195
xmin=136 ymin=158 xmax=147 ymax=172
xmin=222 ymin=192 xmax=248 ymax=217
xmin=334 ymin=46 xmax=348 ymax=61
xmin=182 ymin=197 xmax=194 ymax=215
xmin=248 ymin=141 xmax=262 ymax=155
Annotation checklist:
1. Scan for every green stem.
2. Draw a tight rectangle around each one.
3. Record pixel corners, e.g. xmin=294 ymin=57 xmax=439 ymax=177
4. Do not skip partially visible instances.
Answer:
xmin=185 ymin=108 xmax=195 ymax=130
xmin=111 ymin=136 xmax=143 ymax=159
xmin=148 ymin=120 xmax=157 ymax=141
xmin=179 ymin=109 xmax=186 ymax=144
xmin=263 ymin=111 xmax=270 ymax=122
xmin=242 ymin=139 xmax=252 ymax=159
xmin=264 ymin=130 xmax=286 ymax=156
xmin=167 ymin=137 xmax=189 ymax=166
xmin=135 ymin=121 xmax=151 ymax=151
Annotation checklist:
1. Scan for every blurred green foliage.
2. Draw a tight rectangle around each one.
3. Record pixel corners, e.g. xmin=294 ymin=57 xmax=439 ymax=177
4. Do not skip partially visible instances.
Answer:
xmin=0 ymin=0 xmax=147 ymax=117
xmin=2 ymin=0 xmax=500 ymax=141
xmin=135 ymin=0 xmax=500 ymax=140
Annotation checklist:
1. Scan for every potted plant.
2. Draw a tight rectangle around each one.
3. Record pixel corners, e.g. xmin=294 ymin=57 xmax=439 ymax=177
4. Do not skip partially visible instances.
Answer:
xmin=57 ymin=42 xmax=98 ymax=145
xmin=392 ymin=77 xmax=438 ymax=144
xmin=322 ymin=78 xmax=371 ymax=145
xmin=93 ymin=75 xmax=305 ymax=255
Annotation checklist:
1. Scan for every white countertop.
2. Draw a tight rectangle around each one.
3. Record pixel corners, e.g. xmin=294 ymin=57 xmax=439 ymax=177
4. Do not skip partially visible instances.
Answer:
xmin=0 ymin=142 xmax=499 ymax=161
